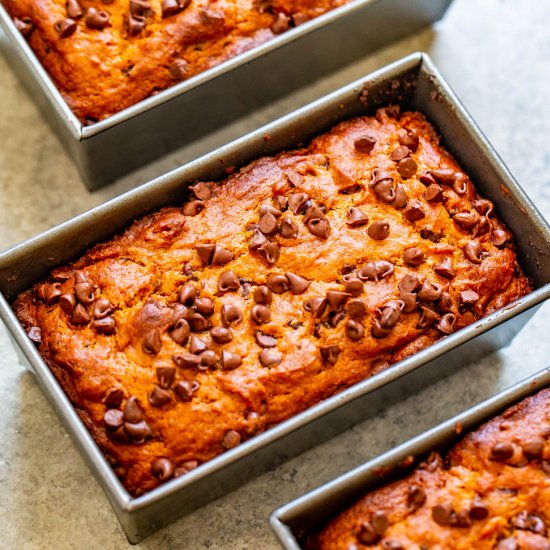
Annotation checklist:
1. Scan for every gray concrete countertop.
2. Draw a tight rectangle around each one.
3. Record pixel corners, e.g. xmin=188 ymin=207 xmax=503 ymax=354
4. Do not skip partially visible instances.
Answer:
xmin=1 ymin=0 xmax=549 ymax=548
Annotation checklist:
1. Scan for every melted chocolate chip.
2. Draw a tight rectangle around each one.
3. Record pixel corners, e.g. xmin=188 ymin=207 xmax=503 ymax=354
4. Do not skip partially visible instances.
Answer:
xmin=152 ymin=457 xmax=174 ymax=481
xmin=404 ymin=200 xmax=425 ymax=222
xmin=345 ymin=319 xmax=364 ymax=340
xmin=212 ymin=246 xmax=234 ymax=266
xmin=149 ymin=385 xmax=172 ymax=407
xmin=255 ymin=332 xmax=277 ymax=348
xmin=44 ymin=283 xmax=62 ymax=305
xmin=174 ymin=380 xmax=199 ymax=401
xmin=93 ymin=298 xmax=112 ymax=319
xmin=473 ymin=198 xmax=494 ymax=217
xmin=286 ymin=273 xmax=310 ymax=295
xmin=194 ymin=297 xmax=214 ymax=317
xmin=344 ymin=279 xmax=364 ymax=297
xmin=400 ymin=292 xmax=417 ymax=313
xmin=253 ymin=285 xmax=272 ymax=305
xmin=436 ymin=313 xmax=456 ymax=335
xmin=172 ymin=352 xmax=201 ymax=368
xmin=74 ymin=281 xmax=94 ymax=304
xmin=453 ymin=211 xmax=478 ymax=230
xmin=393 ymin=184 xmax=408 ymax=208
xmin=346 ymin=207 xmax=369 ymax=227
xmin=218 ymin=270 xmax=240 ymax=293
xmin=199 ymin=350 xmax=218 ymax=368
xmin=464 ymin=240 xmax=487 ymax=264
xmin=399 ymin=273 xmax=420 ymax=293
xmin=418 ymin=280 xmax=443 ymax=301
xmin=54 ymin=18 xmax=77 ymax=37
xmin=267 ymin=274 xmax=289 ymax=294
xmin=430 ymin=168 xmax=455 ymax=185
xmin=418 ymin=307 xmax=440 ymax=329
xmin=179 ymin=283 xmax=198 ymax=306
xmin=85 ymin=7 xmax=110 ymax=29
xmin=221 ymin=349 xmax=242 ymax=370
xmin=251 ymin=304 xmax=271 ymax=325
xmin=367 ymin=221 xmax=390 ymax=240
xmin=142 ymin=329 xmax=162 ymax=355
xmin=492 ymin=229 xmax=509 ymax=248
xmin=320 ymin=345 xmax=341 ymax=365
xmin=403 ymin=247 xmax=424 ymax=267
xmin=259 ymin=349 xmax=282 ymax=367
xmin=354 ymin=135 xmax=376 ymax=153
xmin=452 ymin=172 xmax=469 ymax=195
xmin=221 ymin=304 xmax=243 ymax=326
xmin=211 ymin=326 xmax=232 ymax=344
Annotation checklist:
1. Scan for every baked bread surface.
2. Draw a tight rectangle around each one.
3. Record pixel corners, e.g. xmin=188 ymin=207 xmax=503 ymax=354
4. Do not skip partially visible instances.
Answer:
xmin=14 ymin=108 xmax=532 ymax=495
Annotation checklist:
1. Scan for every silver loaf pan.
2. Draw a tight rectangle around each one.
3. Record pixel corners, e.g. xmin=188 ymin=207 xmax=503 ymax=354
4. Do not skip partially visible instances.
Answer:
xmin=270 ymin=366 xmax=550 ymax=549
xmin=1 ymin=53 xmax=549 ymax=543
xmin=0 ymin=0 xmax=453 ymax=190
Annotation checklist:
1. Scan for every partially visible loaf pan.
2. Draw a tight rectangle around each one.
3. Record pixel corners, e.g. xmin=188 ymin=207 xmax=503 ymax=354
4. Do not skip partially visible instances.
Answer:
xmin=2 ymin=0 xmax=351 ymax=122
xmin=316 ymin=387 xmax=550 ymax=550
xmin=14 ymin=107 xmax=531 ymax=496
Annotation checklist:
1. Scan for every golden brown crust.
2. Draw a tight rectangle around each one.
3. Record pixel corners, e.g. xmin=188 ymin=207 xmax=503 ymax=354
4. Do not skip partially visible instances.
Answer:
xmin=13 ymin=109 xmax=532 ymax=496
xmin=1 ymin=0 xmax=350 ymax=121
xmin=317 ymin=388 xmax=550 ymax=550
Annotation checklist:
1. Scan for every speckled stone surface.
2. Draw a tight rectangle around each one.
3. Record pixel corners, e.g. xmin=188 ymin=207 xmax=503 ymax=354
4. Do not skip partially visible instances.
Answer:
xmin=1 ymin=0 xmax=549 ymax=548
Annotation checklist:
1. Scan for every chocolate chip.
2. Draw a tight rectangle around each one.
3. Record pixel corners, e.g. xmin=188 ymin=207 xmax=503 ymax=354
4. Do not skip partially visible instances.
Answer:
xmin=367 ymin=221 xmax=390 ymax=240
xmin=168 ymin=59 xmax=189 ymax=80
xmin=14 ymin=17 xmax=34 ymax=37
xmin=161 ymin=0 xmax=185 ymax=17
xmin=259 ymin=349 xmax=282 ymax=367
xmin=288 ymin=193 xmax=309 ymax=214
xmin=430 ymin=168 xmax=455 ymax=184
xmin=436 ymin=313 xmax=456 ymax=335
xmin=372 ymin=179 xmax=396 ymax=204
xmin=460 ymin=289 xmax=479 ymax=307
xmin=256 ymin=332 xmax=277 ymax=348
xmin=211 ymin=245 xmax=234 ymax=266
xmin=194 ymin=297 xmax=214 ymax=317
xmin=189 ymin=182 xmax=211 ymax=201
xmin=357 ymin=260 xmax=395 ymax=282
xmin=156 ymin=366 xmax=176 ymax=388
xmin=326 ymin=291 xmax=351 ymax=312
xmin=71 ymin=304 xmax=90 ymax=325
xmin=179 ymin=285 xmax=198 ymax=308
xmin=346 ymin=207 xmax=369 ymax=227
xmin=249 ymin=229 xmax=268 ymax=251
xmin=104 ymin=388 xmax=124 ymax=408
xmin=174 ymin=460 xmax=199 ymax=477
xmin=346 ymin=300 xmax=367 ymax=319
xmin=93 ymin=316 xmax=116 ymax=334
xmin=344 ymin=279 xmax=364 ymax=297
xmin=398 ymin=157 xmax=417 ymax=178
xmin=172 ymin=302 xmax=191 ymax=324
xmin=74 ymin=281 xmax=94 ymax=304
xmin=452 ymin=172 xmax=468 ymax=195
xmin=303 ymin=297 xmax=327 ymax=318
xmin=270 ymin=11 xmax=289 ymax=33
xmin=286 ymin=273 xmax=310 ymax=295
xmin=172 ymin=352 xmax=201 ymax=368
xmin=199 ymin=349 xmax=218 ymax=368
xmin=400 ymin=292 xmax=417 ymax=313
xmin=469 ymin=498 xmax=489 ymax=520
xmin=149 ymin=385 xmax=172 ymax=407
xmin=391 ymin=145 xmax=410 ymax=162
xmin=123 ymin=396 xmax=143 ymax=423
xmin=320 ymin=345 xmax=340 ymax=365
xmin=404 ymin=200 xmax=425 ymax=222
xmin=221 ymin=304 xmax=243 ymax=326
xmin=195 ymin=244 xmax=216 ymax=265
xmin=93 ymin=298 xmax=112 ymax=319
xmin=259 ymin=212 xmax=278 ymax=235
xmin=497 ymin=537 xmax=519 ymax=550
xmin=221 ymin=349 xmax=242 ymax=370
xmin=346 ymin=319 xmax=364 ymax=340
xmin=423 ymin=183 xmax=444 ymax=202
xmin=464 ymin=240 xmax=487 ymax=264
xmin=125 ymin=420 xmax=152 ymax=443
xmin=399 ymin=273 xmax=420 ymax=293
xmin=267 ymin=274 xmax=289 ymax=294
xmin=174 ymin=380 xmax=199 ymax=401
xmin=253 ymin=285 xmax=272 ymax=305
xmin=418 ymin=280 xmax=443 ymax=301
xmin=407 ymin=485 xmax=426 ymax=510
xmin=188 ymin=312 xmax=210 ymax=332
xmin=420 ymin=228 xmax=443 ymax=242
xmin=170 ymin=318 xmax=190 ymax=345
xmin=354 ymin=135 xmax=376 ymax=153
xmin=142 ymin=329 xmax=162 ymax=355
xmin=211 ymin=326 xmax=232 ymax=344
xmin=490 ymin=441 xmax=514 ymax=462
xmin=473 ymin=198 xmax=494 ymax=217
xmin=379 ymin=300 xmax=404 ymax=329
xmin=435 ymin=257 xmax=455 ymax=280
xmin=392 ymin=184 xmax=408 ymax=209
xmin=285 ymin=170 xmax=303 ymax=187
xmin=85 ymin=7 xmax=110 ymax=29
xmin=432 ymin=503 xmax=452 ymax=526
xmin=328 ymin=311 xmax=345 ymax=327
xmin=251 ymin=305 xmax=271 ymax=325
xmin=130 ymin=0 xmax=153 ymax=16
xmin=222 ymin=429 xmax=242 ymax=449
xmin=403 ymin=247 xmax=424 ymax=267
xmin=182 ymin=200 xmax=204 ymax=216
xmin=260 ymin=204 xmax=282 ymax=218
xmin=218 ymin=270 xmax=240 ymax=293
xmin=307 ymin=216 xmax=331 ymax=239
xmin=453 ymin=212 xmax=478 ymax=230
xmin=152 ymin=458 xmax=174 ymax=481
xmin=104 ymin=409 xmax=124 ymax=431
xmin=398 ymin=129 xmax=419 ymax=152
xmin=278 ymin=216 xmax=298 ymax=238
xmin=418 ymin=307 xmax=440 ymax=329
xmin=522 ymin=438 xmax=544 ymax=459
xmin=492 ymin=229 xmax=509 ymax=248
xmin=259 ymin=242 xmax=281 ymax=265
xmin=54 ymin=18 xmax=77 ymax=37
xmin=357 ymin=521 xmax=380 ymax=545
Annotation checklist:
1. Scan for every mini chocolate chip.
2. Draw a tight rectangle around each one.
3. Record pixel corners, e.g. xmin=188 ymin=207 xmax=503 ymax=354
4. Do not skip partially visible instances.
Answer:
xmin=464 ymin=240 xmax=487 ymax=264
xmin=221 ymin=349 xmax=242 ymax=370
xmin=404 ymin=200 xmax=426 ymax=222
xmin=400 ymin=292 xmax=417 ymax=313
xmin=189 ymin=181 xmax=211 ymax=201
xmin=453 ymin=212 xmax=478 ymax=230
xmin=104 ymin=409 xmax=124 ymax=431
xmin=285 ymin=170 xmax=304 ymax=187
xmin=174 ymin=380 xmax=199 ymax=401
xmin=399 ymin=273 xmax=420 ymax=293
xmin=195 ymin=244 xmax=216 ymax=265
xmin=469 ymin=498 xmax=489 ymax=520
xmin=320 ymin=345 xmax=340 ymax=365
xmin=172 ymin=352 xmax=200 ymax=368
xmin=346 ymin=299 xmax=367 ymax=319
xmin=188 ymin=312 xmax=210 ymax=332
xmin=93 ymin=298 xmax=112 ymax=319
xmin=392 ymin=184 xmax=408 ymax=208
xmin=398 ymin=157 xmax=418 ymax=179
xmin=286 ymin=273 xmax=310 ymax=295
xmin=123 ymin=396 xmax=143 ymax=423
xmin=212 ymin=245 xmax=234 ymax=266
xmin=367 ymin=221 xmax=390 ymax=240
xmin=168 ymin=59 xmax=189 ymax=80
xmin=253 ymin=285 xmax=272 ymax=305
xmin=423 ymin=183 xmax=444 ymax=202
xmin=199 ymin=350 xmax=218 ymax=368
xmin=279 ymin=216 xmax=298 ymax=238
xmin=14 ymin=17 xmax=34 ymax=37
xmin=346 ymin=207 xmax=369 ymax=227
xmin=182 ymin=200 xmax=204 ymax=216
xmin=432 ymin=503 xmax=452 ymax=526
xmin=222 ymin=429 xmax=241 ymax=449
xmin=344 ymin=279 xmax=364 ymax=297
xmin=307 ymin=217 xmax=331 ymax=239
xmin=256 ymin=332 xmax=277 ymax=348
xmin=354 ymin=135 xmax=376 ymax=153
xmin=170 ymin=318 xmax=190 ymax=345
xmin=85 ymin=7 xmax=110 ymax=29
xmin=54 ymin=18 xmax=77 ymax=37
xmin=490 ymin=441 xmax=514 ymax=462
xmin=522 ymin=438 xmax=544 ymax=459
xmin=357 ymin=260 xmax=394 ymax=281
xmin=436 ymin=313 xmax=456 ymax=335
xmin=71 ymin=304 xmax=90 ymax=325
xmin=156 ymin=366 xmax=176 ymax=388
xmin=418 ymin=307 xmax=440 ymax=329
xmin=93 ymin=316 xmax=116 ymax=334
xmin=399 ymin=129 xmax=419 ymax=151
xmin=304 ymin=296 xmax=327 ymax=318
xmin=492 ymin=229 xmax=509 ymax=248
xmin=288 ymin=192 xmax=309 ymax=214
xmin=326 ymin=290 xmax=351 ymax=312
xmin=453 ymin=172 xmax=469 ymax=195
xmin=430 ymin=168 xmax=455 ymax=184
xmin=267 ymin=274 xmax=289 ymax=294
xmin=142 ymin=329 xmax=162 ymax=355
xmin=460 ymin=289 xmax=479 ymax=306
xmin=74 ymin=281 xmax=94 ymax=304
xmin=259 ymin=212 xmax=278 ymax=235
xmin=251 ymin=304 xmax=271 ymax=325
xmin=259 ymin=349 xmax=282 ymax=367
xmin=104 ymin=388 xmax=124 ymax=408
xmin=221 ymin=304 xmax=243 ymax=326
xmin=218 ymin=270 xmax=240 ymax=293
xmin=407 ymin=485 xmax=426 ymax=510
xmin=418 ymin=280 xmax=443 ymax=301
xmin=149 ymin=385 xmax=172 ymax=407
xmin=391 ymin=145 xmax=410 ymax=162
xmin=434 ymin=257 xmax=455 ymax=279
xmin=152 ymin=457 xmax=174 ymax=481
xmin=194 ymin=297 xmax=214 ymax=317
xmin=211 ymin=326 xmax=232 ymax=344
xmin=403 ymin=247 xmax=424 ymax=267
xmin=346 ymin=319 xmax=364 ymax=340
xmin=357 ymin=521 xmax=380 ymax=545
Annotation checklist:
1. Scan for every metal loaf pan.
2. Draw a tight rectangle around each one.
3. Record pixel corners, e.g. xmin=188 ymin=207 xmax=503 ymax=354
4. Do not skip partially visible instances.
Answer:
xmin=1 ymin=53 xmax=549 ymax=543
xmin=270 ymin=367 xmax=550 ymax=549
xmin=0 ymin=0 xmax=453 ymax=190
